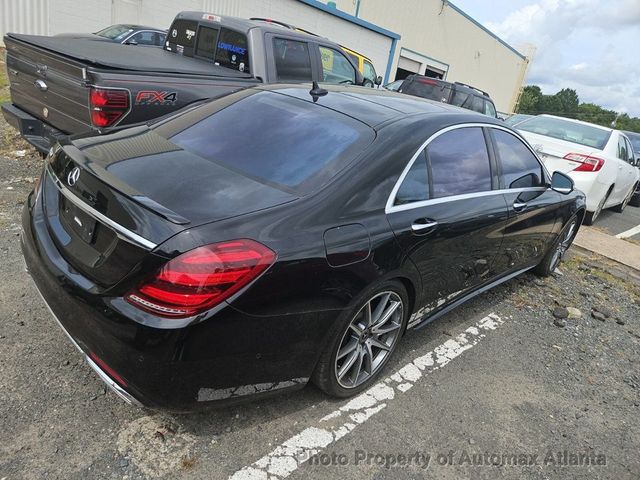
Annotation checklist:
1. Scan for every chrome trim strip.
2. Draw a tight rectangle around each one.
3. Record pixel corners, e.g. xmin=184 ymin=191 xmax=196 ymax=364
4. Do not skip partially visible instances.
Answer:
xmin=47 ymin=166 xmax=157 ymax=250
xmin=387 ymin=187 xmax=547 ymax=213
xmin=385 ymin=122 xmax=551 ymax=214
xmin=27 ymin=273 xmax=142 ymax=407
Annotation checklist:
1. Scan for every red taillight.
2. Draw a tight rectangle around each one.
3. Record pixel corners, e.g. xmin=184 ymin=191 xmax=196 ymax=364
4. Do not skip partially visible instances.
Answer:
xmin=89 ymin=87 xmax=129 ymax=128
xmin=125 ymin=239 xmax=276 ymax=318
xmin=563 ymin=153 xmax=605 ymax=172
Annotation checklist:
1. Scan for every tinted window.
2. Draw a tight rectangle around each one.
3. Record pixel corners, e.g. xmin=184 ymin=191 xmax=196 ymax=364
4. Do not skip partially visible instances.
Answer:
xmin=168 ymin=91 xmax=374 ymax=192
xmin=484 ymin=100 xmax=497 ymax=118
xmin=215 ymin=28 xmax=249 ymax=73
xmin=517 ymin=116 xmax=611 ymax=149
xmin=470 ymin=95 xmax=484 ymax=113
xmin=167 ymin=19 xmax=198 ymax=48
xmin=451 ymin=90 xmax=471 ymax=107
xmin=395 ymin=152 xmax=429 ymax=205
xmin=617 ymin=136 xmax=628 ymax=161
xmin=273 ymin=38 xmax=313 ymax=82
xmin=493 ymin=129 xmax=543 ymax=188
xmin=403 ymin=78 xmax=451 ymax=102
xmin=427 ymin=128 xmax=492 ymax=198
xmin=320 ymin=46 xmax=356 ymax=84
xmin=195 ymin=26 xmax=219 ymax=59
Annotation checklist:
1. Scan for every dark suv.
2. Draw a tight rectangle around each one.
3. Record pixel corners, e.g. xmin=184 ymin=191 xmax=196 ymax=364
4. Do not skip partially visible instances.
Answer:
xmin=387 ymin=75 xmax=498 ymax=118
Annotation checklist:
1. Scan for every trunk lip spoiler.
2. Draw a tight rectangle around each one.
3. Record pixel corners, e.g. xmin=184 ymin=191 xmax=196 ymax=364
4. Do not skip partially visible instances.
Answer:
xmin=46 ymin=165 xmax=158 ymax=251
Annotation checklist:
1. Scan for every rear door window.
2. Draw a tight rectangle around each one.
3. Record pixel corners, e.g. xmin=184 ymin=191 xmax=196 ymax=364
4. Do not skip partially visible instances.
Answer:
xmin=617 ymin=136 xmax=628 ymax=161
xmin=427 ymin=127 xmax=492 ymax=198
xmin=394 ymin=151 xmax=429 ymax=205
xmin=215 ymin=28 xmax=249 ymax=73
xmin=273 ymin=38 xmax=313 ymax=82
xmin=319 ymin=46 xmax=356 ymax=84
xmin=492 ymin=129 xmax=544 ymax=188
xmin=167 ymin=91 xmax=374 ymax=192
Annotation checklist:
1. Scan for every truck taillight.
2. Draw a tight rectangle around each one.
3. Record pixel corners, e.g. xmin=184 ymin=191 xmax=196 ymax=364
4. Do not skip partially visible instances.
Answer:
xmin=125 ymin=239 xmax=276 ymax=318
xmin=89 ymin=87 xmax=129 ymax=128
xmin=563 ymin=153 xmax=605 ymax=172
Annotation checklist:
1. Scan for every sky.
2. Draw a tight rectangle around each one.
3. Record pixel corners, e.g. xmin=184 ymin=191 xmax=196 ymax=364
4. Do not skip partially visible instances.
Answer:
xmin=451 ymin=0 xmax=640 ymax=116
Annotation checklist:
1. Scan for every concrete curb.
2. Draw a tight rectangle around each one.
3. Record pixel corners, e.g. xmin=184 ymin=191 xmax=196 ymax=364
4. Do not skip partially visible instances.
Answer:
xmin=573 ymin=226 xmax=640 ymax=272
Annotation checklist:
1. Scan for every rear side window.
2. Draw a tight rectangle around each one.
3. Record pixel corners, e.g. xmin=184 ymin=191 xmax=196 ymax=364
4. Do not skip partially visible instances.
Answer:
xmin=617 ymin=136 xmax=629 ymax=161
xmin=320 ymin=46 xmax=356 ymax=84
xmin=484 ymin=100 xmax=497 ymax=118
xmin=427 ymin=127 xmax=492 ymax=198
xmin=492 ymin=129 xmax=543 ymax=188
xmin=273 ymin=38 xmax=313 ymax=82
xmin=168 ymin=91 xmax=374 ymax=192
xmin=403 ymin=78 xmax=451 ymax=103
xmin=215 ymin=28 xmax=249 ymax=73
xmin=395 ymin=151 xmax=429 ymax=205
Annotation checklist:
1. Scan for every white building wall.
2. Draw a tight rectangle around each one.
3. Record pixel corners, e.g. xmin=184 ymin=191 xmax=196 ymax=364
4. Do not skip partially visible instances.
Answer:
xmin=333 ymin=0 xmax=528 ymax=113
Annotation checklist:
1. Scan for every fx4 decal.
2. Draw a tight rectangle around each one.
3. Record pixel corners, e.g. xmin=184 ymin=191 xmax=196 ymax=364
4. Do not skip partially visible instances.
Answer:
xmin=135 ymin=91 xmax=178 ymax=106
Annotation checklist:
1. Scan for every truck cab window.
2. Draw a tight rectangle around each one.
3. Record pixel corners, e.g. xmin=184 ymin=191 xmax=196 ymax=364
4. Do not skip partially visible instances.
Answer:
xmin=273 ymin=38 xmax=313 ymax=82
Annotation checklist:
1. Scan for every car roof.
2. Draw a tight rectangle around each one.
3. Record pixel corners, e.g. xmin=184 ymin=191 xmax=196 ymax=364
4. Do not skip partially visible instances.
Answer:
xmin=538 ymin=114 xmax=613 ymax=132
xmin=174 ymin=11 xmax=327 ymax=42
xmin=256 ymin=83 xmax=499 ymax=128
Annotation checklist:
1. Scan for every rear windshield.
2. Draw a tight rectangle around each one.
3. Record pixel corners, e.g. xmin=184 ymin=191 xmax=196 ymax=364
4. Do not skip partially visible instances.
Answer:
xmin=402 ymin=78 xmax=452 ymax=103
xmin=166 ymin=91 xmax=374 ymax=193
xmin=517 ymin=116 xmax=611 ymax=149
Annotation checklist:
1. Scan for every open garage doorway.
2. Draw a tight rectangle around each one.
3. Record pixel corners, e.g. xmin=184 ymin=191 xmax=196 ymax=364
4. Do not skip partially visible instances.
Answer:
xmin=395 ymin=48 xmax=449 ymax=81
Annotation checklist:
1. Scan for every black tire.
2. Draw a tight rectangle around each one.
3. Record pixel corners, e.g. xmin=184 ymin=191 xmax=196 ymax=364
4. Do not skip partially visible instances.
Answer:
xmin=534 ymin=215 xmax=579 ymax=277
xmin=630 ymin=192 xmax=640 ymax=207
xmin=583 ymin=187 xmax=611 ymax=225
xmin=613 ymin=183 xmax=637 ymax=213
xmin=312 ymin=279 xmax=409 ymax=397
xmin=363 ymin=79 xmax=374 ymax=88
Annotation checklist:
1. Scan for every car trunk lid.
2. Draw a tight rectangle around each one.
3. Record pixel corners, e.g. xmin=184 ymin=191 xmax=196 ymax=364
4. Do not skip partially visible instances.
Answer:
xmin=41 ymin=127 xmax=296 ymax=288
xmin=518 ymin=130 xmax=601 ymax=174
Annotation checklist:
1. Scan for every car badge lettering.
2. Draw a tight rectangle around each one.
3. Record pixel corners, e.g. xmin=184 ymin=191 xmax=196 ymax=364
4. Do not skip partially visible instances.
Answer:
xmin=67 ymin=167 xmax=80 ymax=187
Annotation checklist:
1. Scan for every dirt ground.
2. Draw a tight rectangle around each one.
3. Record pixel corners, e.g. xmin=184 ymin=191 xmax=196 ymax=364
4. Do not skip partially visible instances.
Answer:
xmin=0 ymin=98 xmax=639 ymax=479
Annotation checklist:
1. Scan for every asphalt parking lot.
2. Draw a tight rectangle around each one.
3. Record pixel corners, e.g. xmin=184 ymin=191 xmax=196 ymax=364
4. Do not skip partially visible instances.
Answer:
xmin=597 ymin=206 xmax=640 ymax=242
xmin=1 ymin=117 xmax=640 ymax=480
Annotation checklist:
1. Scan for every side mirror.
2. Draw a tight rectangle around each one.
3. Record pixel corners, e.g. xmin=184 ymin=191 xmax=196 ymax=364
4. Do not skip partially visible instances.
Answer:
xmin=551 ymin=171 xmax=574 ymax=194
xmin=375 ymin=75 xmax=383 ymax=86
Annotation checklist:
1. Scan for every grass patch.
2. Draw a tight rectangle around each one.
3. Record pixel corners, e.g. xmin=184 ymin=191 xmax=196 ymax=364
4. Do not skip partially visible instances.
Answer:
xmin=0 ymin=49 xmax=10 ymax=104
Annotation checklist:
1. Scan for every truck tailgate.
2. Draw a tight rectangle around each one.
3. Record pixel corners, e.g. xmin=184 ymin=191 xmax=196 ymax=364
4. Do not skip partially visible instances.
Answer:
xmin=4 ymin=35 xmax=92 ymax=135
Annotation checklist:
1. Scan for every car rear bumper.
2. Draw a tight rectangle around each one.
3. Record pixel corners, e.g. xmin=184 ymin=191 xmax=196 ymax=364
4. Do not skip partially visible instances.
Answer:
xmin=21 ymin=186 xmax=336 ymax=411
xmin=1 ymin=102 xmax=68 ymax=154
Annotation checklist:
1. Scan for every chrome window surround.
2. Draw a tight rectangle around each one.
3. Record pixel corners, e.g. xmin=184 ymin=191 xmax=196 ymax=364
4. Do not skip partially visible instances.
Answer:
xmin=46 ymin=166 xmax=157 ymax=250
xmin=385 ymin=123 xmax=551 ymax=214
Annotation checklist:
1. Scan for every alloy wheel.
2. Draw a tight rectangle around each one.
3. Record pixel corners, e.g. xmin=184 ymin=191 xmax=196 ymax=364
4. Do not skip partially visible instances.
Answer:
xmin=550 ymin=220 xmax=577 ymax=271
xmin=334 ymin=291 xmax=404 ymax=389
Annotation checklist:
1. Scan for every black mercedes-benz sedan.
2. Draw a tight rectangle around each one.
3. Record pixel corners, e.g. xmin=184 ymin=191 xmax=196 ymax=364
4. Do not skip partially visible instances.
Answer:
xmin=21 ymin=84 xmax=585 ymax=410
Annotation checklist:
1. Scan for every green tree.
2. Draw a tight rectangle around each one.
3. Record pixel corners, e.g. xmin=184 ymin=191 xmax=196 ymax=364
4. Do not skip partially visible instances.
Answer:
xmin=517 ymin=85 xmax=542 ymax=113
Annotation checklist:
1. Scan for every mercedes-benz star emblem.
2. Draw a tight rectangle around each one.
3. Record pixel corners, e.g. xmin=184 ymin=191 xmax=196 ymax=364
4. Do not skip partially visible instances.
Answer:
xmin=67 ymin=167 xmax=81 ymax=187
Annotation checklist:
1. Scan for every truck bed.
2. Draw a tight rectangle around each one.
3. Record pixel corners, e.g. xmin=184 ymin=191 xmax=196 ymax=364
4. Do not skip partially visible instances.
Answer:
xmin=6 ymin=33 xmax=254 ymax=78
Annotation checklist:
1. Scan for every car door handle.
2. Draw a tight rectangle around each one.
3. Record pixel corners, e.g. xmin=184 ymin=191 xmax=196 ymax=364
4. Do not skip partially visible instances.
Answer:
xmin=513 ymin=201 xmax=528 ymax=212
xmin=411 ymin=219 xmax=438 ymax=232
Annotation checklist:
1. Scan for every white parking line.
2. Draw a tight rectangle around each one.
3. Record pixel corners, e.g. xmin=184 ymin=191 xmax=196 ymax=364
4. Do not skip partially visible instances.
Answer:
xmin=615 ymin=223 xmax=640 ymax=239
xmin=229 ymin=313 xmax=505 ymax=480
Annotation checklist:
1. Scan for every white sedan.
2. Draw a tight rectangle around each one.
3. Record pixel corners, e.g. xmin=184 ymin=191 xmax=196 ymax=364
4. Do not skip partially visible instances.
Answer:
xmin=517 ymin=115 xmax=639 ymax=224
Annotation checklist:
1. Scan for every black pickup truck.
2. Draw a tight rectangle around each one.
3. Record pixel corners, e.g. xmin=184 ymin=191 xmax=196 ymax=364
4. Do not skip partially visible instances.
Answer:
xmin=2 ymin=11 xmax=366 ymax=153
